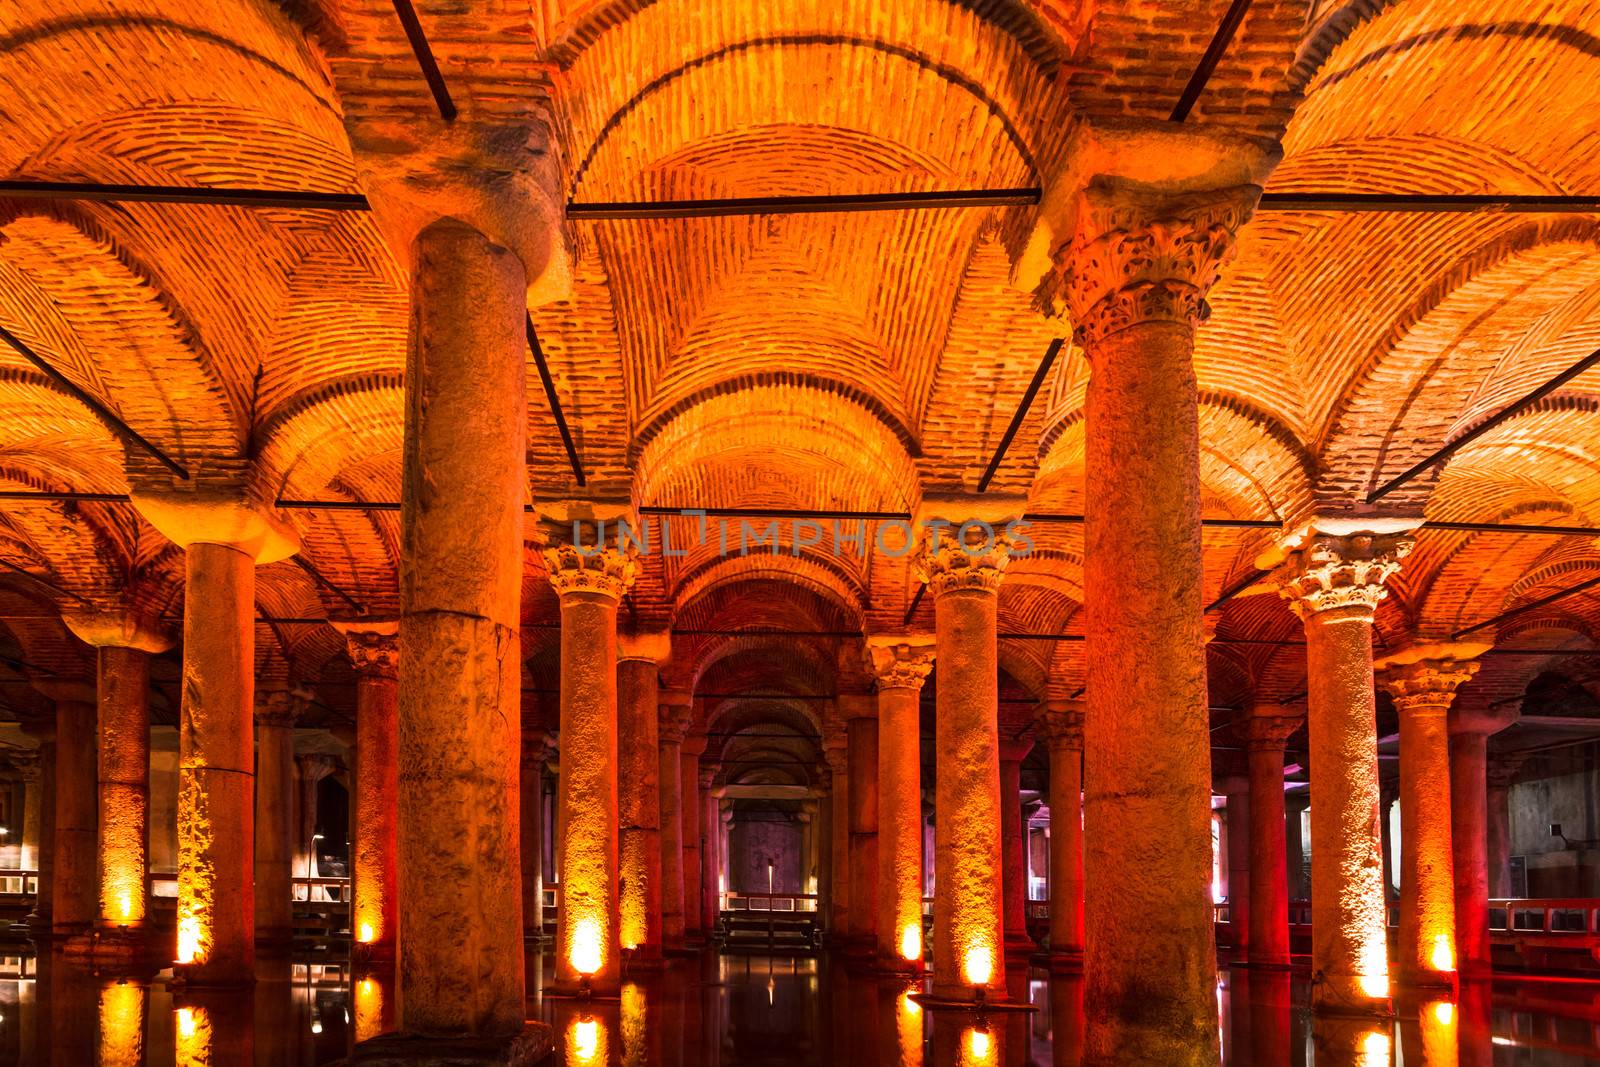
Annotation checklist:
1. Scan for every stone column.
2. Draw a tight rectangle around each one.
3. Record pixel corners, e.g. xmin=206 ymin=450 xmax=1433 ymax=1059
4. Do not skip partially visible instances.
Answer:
xmin=544 ymin=541 xmax=635 ymax=994
xmin=15 ymin=751 xmax=41 ymax=878
xmin=130 ymin=494 xmax=298 ymax=985
xmin=1000 ymin=737 xmax=1035 ymax=957
xmin=1050 ymin=156 xmax=1264 ymax=1063
xmin=617 ymin=630 xmax=668 ymax=966
xmin=1037 ymin=702 xmax=1085 ymax=971
xmin=658 ymin=695 xmax=692 ymax=949
xmin=915 ymin=521 xmax=1009 ymax=1000
xmin=1221 ymin=775 xmax=1250 ymax=956
xmin=520 ymin=732 xmax=552 ymax=942
xmin=1486 ymin=756 xmax=1524 ymax=899
xmin=1277 ymin=527 xmax=1413 ymax=1015
xmin=823 ymin=730 xmax=850 ymax=942
xmin=1285 ymin=794 xmax=1308 ymax=900
xmin=841 ymin=695 xmax=878 ymax=953
xmin=1377 ymin=650 xmax=1483 ymax=988
xmin=63 ymin=613 xmax=170 ymax=940
xmin=48 ymin=690 xmax=98 ymax=938
xmin=1379 ymin=779 xmax=1398 ymax=903
xmin=699 ymin=766 xmax=722 ymax=934
xmin=1243 ymin=710 xmax=1301 ymax=969
xmin=338 ymin=625 xmax=400 ymax=960
xmin=296 ymin=755 xmax=335 ymax=893
xmin=1448 ymin=702 xmax=1517 ymax=977
xmin=22 ymin=738 xmax=53 ymax=927
xmin=681 ymin=734 xmax=707 ymax=943
xmin=868 ymin=639 xmax=934 ymax=971
xmin=252 ymin=691 xmax=302 ymax=948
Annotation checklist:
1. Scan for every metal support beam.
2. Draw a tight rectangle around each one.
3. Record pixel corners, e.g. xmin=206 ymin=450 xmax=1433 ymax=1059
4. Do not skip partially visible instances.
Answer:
xmin=1369 ymin=345 xmax=1600 ymax=502
xmin=390 ymin=0 xmax=457 ymax=121
xmin=1259 ymin=192 xmax=1600 ymax=214
xmin=1169 ymin=0 xmax=1255 ymax=122
xmin=0 ymin=323 xmax=190 ymax=479
xmin=526 ymin=315 xmax=585 ymax=487
xmin=1453 ymin=574 xmax=1600 ymax=639
xmin=290 ymin=556 xmax=365 ymax=615
xmin=978 ymin=337 xmax=1064 ymax=493
xmin=0 ymin=179 xmax=369 ymax=211
xmin=566 ymin=187 xmax=1042 ymax=221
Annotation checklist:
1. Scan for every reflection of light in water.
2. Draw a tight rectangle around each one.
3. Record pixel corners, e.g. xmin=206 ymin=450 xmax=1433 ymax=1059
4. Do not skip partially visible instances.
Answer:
xmin=963 ymin=944 xmax=993 ymax=987
xmin=567 ymin=1016 xmax=606 ymax=1065
xmin=174 ymin=1006 xmax=211 ymax=1066
xmin=355 ymin=976 xmax=385 ymax=1043
xmin=1420 ymin=998 xmax=1459 ymax=1063
xmin=895 ymin=991 xmax=923 ymax=1067
xmin=1434 ymin=1000 xmax=1454 ymax=1026
xmin=98 ymin=982 xmax=145 ymax=1067
xmin=621 ymin=982 xmax=647 ymax=1067
xmin=960 ymin=1026 xmax=995 ymax=1067
xmin=767 ymin=976 xmax=775 ymax=1007
xmin=1360 ymin=1030 xmax=1390 ymax=1066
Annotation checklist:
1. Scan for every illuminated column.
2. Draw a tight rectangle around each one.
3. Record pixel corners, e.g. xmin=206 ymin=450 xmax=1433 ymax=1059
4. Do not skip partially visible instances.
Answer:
xmin=1486 ymin=756 xmax=1523 ymax=898
xmin=823 ymin=730 xmax=850 ymax=941
xmin=916 ymin=521 xmax=1009 ymax=1000
xmin=252 ymin=690 xmax=301 ymax=948
xmin=618 ymin=630 xmax=668 ymax=965
xmin=1285 ymin=794 xmax=1308 ymax=899
xmin=1221 ymin=775 xmax=1250 ymax=955
xmin=129 ymin=494 xmax=298 ymax=984
xmin=545 ymin=541 xmax=635 ymax=994
xmin=1377 ymin=650 xmax=1483 ymax=988
xmin=22 ymin=738 xmax=53 ymax=928
xmin=338 ymin=624 xmax=399 ymax=959
xmin=1000 ymin=738 xmax=1034 ymax=957
xmin=1051 ymin=158 xmax=1264 ymax=1063
xmin=1277 ymin=526 xmax=1413 ymax=1015
xmin=63 ymin=613 xmax=170 ymax=939
xmin=1447 ymin=702 xmax=1517 ymax=978
xmin=521 ymin=732 xmax=551 ymax=942
xmin=681 ymin=734 xmax=706 ymax=943
xmin=295 ymin=756 xmax=335 ymax=888
xmin=658 ymin=695 xmax=692 ymax=948
xmin=48 ymin=690 xmax=97 ymax=938
xmin=841 ymin=695 xmax=878 ymax=953
xmin=1244 ymin=709 xmax=1301 ymax=969
xmin=868 ymin=638 xmax=934 ymax=971
xmin=699 ymin=764 xmax=722 ymax=933
xmin=1036 ymin=702 xmax=1084 ymax=971
xmin=16 ymin=751 xmax=41 ymax=875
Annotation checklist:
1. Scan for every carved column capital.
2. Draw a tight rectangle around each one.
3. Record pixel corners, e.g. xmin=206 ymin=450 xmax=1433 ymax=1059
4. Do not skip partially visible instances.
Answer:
xmin=296 ymin=754 xmax=337 ymax=784
xmin=542 ymin=543 xmax=637 ymax=601
xmin=1487 ymin=754 xmax=1527 ymax=790
xmin=10 ymin=751 xmax=40 ymax=782
xmin=822 ymin=732 xmax=850 ymax=778
xmin=344 ymin=629 xmax=399 ymax=680
xmin=1275 ymin=531 xmax=1414 ymax=622
xmin=913 ymin=526 xmax=1011 ymax=599
xmin=1243 ymin=711 xmax=1302 ymax=752
xmin=658 ymin=700 xmax=693 ymax=744
xmin=1055 ymin=181 xmax=1259 ymax=345
xmin=867 ymin=638 xmax=935 ymax=691
xmin=255 ymin=687 xmax=312 ymax=729
xmin=697 ymin=763 xmax=719 ymax=791
xmin=1034 ymin=702 xmax=1085 ymax=753
xmin=61 ymin=609 xmax=172 ymax=653
xmin=1376 ymin=656 xmax=1481 ymax=717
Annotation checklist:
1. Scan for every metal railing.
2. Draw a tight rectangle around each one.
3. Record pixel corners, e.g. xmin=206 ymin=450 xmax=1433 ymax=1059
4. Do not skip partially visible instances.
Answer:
xmin=723 ymin=891 xmax=817 ymax=912
xmin=1490 ymin=898 xmax=1600 ymax=936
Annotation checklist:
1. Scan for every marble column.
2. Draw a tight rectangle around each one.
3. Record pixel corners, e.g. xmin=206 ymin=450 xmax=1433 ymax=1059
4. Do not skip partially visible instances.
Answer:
xmin=49 ymin=690 xmax=97 ymax=938
xmin=1000 ymin=737 xmax=1034 ymax=957
xmin=842 ymin=695 xmax=878 ymax=953
xmin=1221 ymin=775 xmax=1250 ymax=956
xmin=617 ymin=630 xmax=668 ymax=966
xmin=252 ymin=691 xmax=302 ymax=948
xmin=1277 ymin=526 xmax=1412 ymax=1015
xmin=1448 ymin=702 xmax=1518 ymax=978
xmin=700 ymin=766 xmax=722 ymax=934
xmin=658 ymin=694 xmax=692 ymax=949
xmin=1244 ymin=710 xmax=1301 ymax=969
xmin=823 ymin=729 xmax=850 ymax=942
xmin=130 ymin=494 xmax=298 ymax=985
xmin=520 ymin=732 xmax=551 ymax=942
xmin=915 ymin=521 xmax=1009 ymax=1000
xmin=63 ymin=613 xmax=170 ymax=940
xmin=1036 ymin=702 xmax=1084 ymax=971
xmin=681 ymin=734 xmax=706 ymax=943
xmin=339 ymin=625 xmax=400 ymax=960
xmin=868 ymin=639 xmax=934 ymax=971
xmin=1378 ymin=650 xmax=1482 ymax=988
xmin=1056 ymin=163 xmax=1263 ymax=1063
xmin=545 ymin=541 xmax=635 ymax=994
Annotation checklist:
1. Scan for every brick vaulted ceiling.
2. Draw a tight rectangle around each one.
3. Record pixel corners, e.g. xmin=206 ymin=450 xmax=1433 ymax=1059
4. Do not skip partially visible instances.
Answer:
xmin=1 ymin=0 xmax=1598 ymax=768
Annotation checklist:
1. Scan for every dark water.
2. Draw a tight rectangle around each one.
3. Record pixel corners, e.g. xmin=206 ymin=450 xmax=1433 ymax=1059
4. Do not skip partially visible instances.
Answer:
xmin=2 ymin=947 xmax=1598 ymax=1064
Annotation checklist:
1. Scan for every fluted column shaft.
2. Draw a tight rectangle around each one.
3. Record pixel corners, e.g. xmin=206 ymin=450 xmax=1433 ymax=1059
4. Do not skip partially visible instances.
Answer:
xmin=1280 ymin=530 xmax=1411 ymax=1015
xmin=870 ymin=642 xmax=933 ymax=971
xmin=1223 ymin=779 xmax=1250 ymax=955
xmin=700 ymin=768 xmax=722 ymax=933
xmin=824 ymin=734 xmax=850 ymax=940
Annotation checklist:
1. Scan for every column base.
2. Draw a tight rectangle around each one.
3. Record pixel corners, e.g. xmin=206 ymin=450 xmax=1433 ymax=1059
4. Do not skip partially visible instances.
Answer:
xmin=353 ymin=940 xmax=398 ymax=967
xmin=173 ymin=960 xmax=257 ymax=989
xmin=546 ymin=974 xmax=623 ymax=1000
xmin=622 ymin=946 xmax=666 ymax=972
xmin=1047 ymin=949 xmax=1083 ymax=975
xmin=61 ymin=924 xmax=159 ymax=968
xmin=873 ymin=953 xmax=925 ymax=977
xmin=1309 ymin=973 xmax=1394 ymax=1019
xmin=1241 ymin=955 xmax=1296 ymax=971
xmin=345 ymin=1025 xmax=554 ymax=1066
xmin=1004 ymin=935 xmax=1038 ymax=959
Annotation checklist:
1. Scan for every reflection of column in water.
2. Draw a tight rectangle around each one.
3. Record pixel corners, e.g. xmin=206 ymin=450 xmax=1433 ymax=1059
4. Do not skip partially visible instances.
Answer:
xmin=1238 ymin=969 xmax=1293 ymax=1067
xmin=1048 ymin=977 xmax=1085 ymax=1067
xmin=959 ymin=1023 xmax=1001 ymax=1067
xmin=353 ymin=974 xmax=386 ymax=1044
xmin=895 ymin=989 xmax=924 ymax=1067
xmin=565 ymin=1014 xmax=608 ymax=1067
xmin=47 ymin=953 xmax=96 ymax=1067
xmin=97 ymin=981 xmax=145 ymax=1067
xmin=175 ymin=989 xmax=253 ymax=1067
xmin=1398 ymin=999 xmax=1459 ymax=1066
xmin=1312 ymin=1014 xmax=1393 ymax=1067
xmin=1457 ymin=980 xmax=1493 ymax=1067
xmin=622 ymin=981 xmax=648 ymax=1067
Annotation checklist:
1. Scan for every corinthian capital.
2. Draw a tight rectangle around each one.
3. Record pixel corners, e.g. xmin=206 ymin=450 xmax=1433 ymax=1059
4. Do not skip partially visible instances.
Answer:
xmin=914 ymin=526 xmax=1011 ymax=599
xmin=867 ymin=637 xmax=935 ymax=692
xmin=1375 ymin=646 xmax=1485 ymax=715
xmin=255 ymin=687 xmax=311 ymax=729
xmin=1275 ymin=531 xmax=1413 ymax=622
xmin=1055 ymin=180 xmax=1259 ymax=345
xmin=334 ymin=622 xmax=399 ymax=680
xmin=542 ymin=543 xmax=637 ymax=601
xmin=1034 ymin=700 xmax=1085 ymax=752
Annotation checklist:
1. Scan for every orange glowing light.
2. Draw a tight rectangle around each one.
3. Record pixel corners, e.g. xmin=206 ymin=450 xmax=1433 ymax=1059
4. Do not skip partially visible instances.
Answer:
xmin=98 ymin=982 xmax=145 ymax=1067
xmin=571 ymin=917 xmax=604 ymax=975
xmin=357 ymin=922 xmax=376 ymax=944
xmin=960 ymin=1026 xmax=995 ymax=1067
xmin=1433 ymin=1000 xmax=1455 ymax=1026
xmin=176 ymin=916 xmax=203 ymax=965
xmin=621 ymin=983 xmax=647 ymax=1067
xmin=354 ymin=976 xmax=385 ymax=1043
xmin=176 ymin=1007 xmax=197 ymax=1040
xmin=1359 ymin=1030 xmax=1390 ymax=1066
xmin=1357 ymin=971 xmax=1389 ymax=999
xmin=1430 ymin=934 xmax=1455 ymax=972
xmin=963 ymin=944 xmax=994 ymax=987
xmin=567 ymin=1016 xmax=605 ymax=1065
xmin=900 ymin=924 xmax=922 ymax=962
xmin=896 ymin=992 xmax=924 ymax=1067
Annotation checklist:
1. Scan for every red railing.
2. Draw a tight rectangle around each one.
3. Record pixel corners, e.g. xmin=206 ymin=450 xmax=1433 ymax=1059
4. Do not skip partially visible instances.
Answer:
xmin=723 ymin=891 xmax=818 ymax=912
